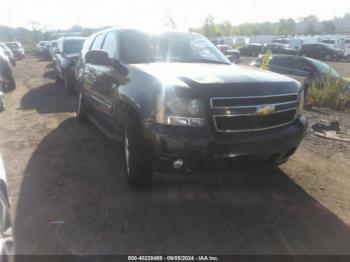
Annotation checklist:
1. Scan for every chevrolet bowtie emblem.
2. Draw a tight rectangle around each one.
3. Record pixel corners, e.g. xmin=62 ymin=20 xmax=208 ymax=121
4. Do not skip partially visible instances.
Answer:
xmin=256 ymin=104 xmax=275 ymax=115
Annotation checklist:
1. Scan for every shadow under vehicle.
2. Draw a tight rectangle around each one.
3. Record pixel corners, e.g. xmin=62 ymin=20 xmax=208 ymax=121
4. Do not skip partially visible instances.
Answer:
xmin=12 ymin=118 xmax=350 ymax=255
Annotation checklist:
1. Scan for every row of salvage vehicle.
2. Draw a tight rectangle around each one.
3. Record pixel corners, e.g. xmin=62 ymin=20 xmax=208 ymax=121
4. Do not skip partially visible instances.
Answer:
xmin=0 ymin=42 xmax=23 ymax=111
xmin=237 ymin=42 xmax=350 ymax=62
xmin=0 ymin=43 xmax=19 ymax=257
xmin=37 ymin=29 xmax=309 ymax=188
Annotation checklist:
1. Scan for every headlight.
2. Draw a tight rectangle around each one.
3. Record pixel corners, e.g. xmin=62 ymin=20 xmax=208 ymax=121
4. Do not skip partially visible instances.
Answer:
xmin=297 ymin=89 xmax=304 ymax=116
xmin=155 ymin=93 xmax=206 ymax=127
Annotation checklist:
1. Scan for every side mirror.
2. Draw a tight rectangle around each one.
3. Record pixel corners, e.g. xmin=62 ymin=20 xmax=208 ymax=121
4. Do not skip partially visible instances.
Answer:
xmin=85 ymin=50 xmax=110 ymax=66
xmin=85 ymin=50 xmax=129 ymax=76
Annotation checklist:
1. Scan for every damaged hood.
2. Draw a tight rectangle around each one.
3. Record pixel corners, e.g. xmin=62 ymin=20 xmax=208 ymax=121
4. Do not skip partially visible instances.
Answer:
xmin=131 ymin=62 xmax=297 ymax=87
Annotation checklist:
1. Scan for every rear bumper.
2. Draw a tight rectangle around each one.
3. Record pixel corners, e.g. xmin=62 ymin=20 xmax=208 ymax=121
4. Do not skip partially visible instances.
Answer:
xmin=149 ymin=115 xmax=308 ymax=176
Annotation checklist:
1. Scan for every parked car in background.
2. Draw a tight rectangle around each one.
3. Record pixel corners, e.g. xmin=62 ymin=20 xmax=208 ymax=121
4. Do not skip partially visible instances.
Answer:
xmin=345 ymin=38 xmax=350 ymax=49
xmin=36 ymin=41 xmax=49 ymax=54
xmin=216 ymin=45 xmax=240 ymax=63
xmin=321 ymin=38 xmax=344 ymax=50
xmin=76 ymin=28 xmax=307 ymax=188
xmin=54 ymin=37 xmax=86 ymax=94
xmin=271 ymin=38 xmax=290 ymax=47
xmin=298 ymin=43 xmax=343 ymax=61
xmin=0 ymin=50 xmax=16 ymax=92
xmin=0 ymin=43 xmax=16 ymax=67
xmin=344 ymin=48 xmax=350 ymax=62
xmin=238 ymin=43 xmax=263 ymax=57
xmin=0 ymin=153 xmax=13 ymax=258
xmin=262 ymin=43 xmax=298 ymax=55
xmin=48 ymin=40 xmax=59 ymax=59
xmin=5 ymin=42 xmax=24 ymax=60
xmin=252 ymin=55 xmax=350 ymax=95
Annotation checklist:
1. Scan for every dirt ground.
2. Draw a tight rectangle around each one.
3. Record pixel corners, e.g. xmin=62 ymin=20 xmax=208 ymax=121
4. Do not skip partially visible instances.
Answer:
xmin=0 ymin=54 xmax=350 ymax=255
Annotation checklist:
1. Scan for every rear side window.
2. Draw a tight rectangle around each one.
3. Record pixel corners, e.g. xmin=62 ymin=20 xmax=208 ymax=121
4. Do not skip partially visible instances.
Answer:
xmin=270 ymin=57 xmax=290 ymax=67
xmin=91 ymin=34 xmax=105 ymax=50
xmin=289 ymin=58 xmax=310 ymax=70
xmin=102 ymin=32 xmax=118 ymax=59
xmin=81 ymin=36 xmax=95 ymax=61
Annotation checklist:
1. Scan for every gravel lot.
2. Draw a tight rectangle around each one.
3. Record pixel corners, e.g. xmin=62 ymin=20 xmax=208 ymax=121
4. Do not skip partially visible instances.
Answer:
xmin=0 ymin=54 xmax=350 ymax=255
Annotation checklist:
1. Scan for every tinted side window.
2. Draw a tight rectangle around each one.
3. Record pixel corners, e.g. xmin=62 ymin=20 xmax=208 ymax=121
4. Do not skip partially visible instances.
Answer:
xmin=102 ymin=32 xmax=118 ymax=58
xmin=91 ymin=34 xmax=105 ymax=50
xmin=270 ymin=57 xmax=290 ymax=67
xmin=81 ymin=36 xmax=95 ymax=61
xmin=289 ymin=58 xmax=310 ymax=70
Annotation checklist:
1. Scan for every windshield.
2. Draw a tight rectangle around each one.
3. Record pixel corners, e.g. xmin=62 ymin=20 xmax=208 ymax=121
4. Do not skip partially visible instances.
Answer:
xmin=6 ymin=42 xmax=20 ymax=49
xmin=121 ymin=30 xmax=230 ymax=64
xmin=63 ymin=39 xmax=85 ymax=54
xmin=311 ymin=59 xmax=340 ymax=77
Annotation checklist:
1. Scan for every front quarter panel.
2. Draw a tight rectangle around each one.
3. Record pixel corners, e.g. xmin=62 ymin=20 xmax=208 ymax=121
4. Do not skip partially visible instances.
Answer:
xmin=117 ymin=66 xmax=161 ymax=126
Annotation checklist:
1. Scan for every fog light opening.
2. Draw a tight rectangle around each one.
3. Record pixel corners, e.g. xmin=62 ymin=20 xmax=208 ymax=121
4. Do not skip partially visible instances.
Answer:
xmin=173 ymin=159 xmax=184 ymax=169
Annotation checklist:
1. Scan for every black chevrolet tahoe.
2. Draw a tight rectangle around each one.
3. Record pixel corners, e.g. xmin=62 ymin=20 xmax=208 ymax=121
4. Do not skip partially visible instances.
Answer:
xmin=75 ymin=28 xmax=308 ymax=188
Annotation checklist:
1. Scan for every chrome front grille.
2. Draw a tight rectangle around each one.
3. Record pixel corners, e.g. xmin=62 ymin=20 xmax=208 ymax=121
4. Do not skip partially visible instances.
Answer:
xmin=210 ymin=93 xmax=299 ymax=132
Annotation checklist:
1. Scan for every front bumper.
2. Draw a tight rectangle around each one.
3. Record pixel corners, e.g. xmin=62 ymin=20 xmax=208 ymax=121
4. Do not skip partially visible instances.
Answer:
xmin=149 ymin=115 xmax=308 ymax=176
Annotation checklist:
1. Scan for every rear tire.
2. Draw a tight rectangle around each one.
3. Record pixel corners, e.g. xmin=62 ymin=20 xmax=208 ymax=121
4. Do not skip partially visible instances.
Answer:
xmin=55 ymin=75 xmax=61 ymax=84
xmin=7 ymin=78 xmax=15 ymax=91
xmin=124 ymin=114 xmax=153 ymax=188
xmin=0 ymin=97 xmax=4 ymax=112
xmin=76 ymin=90 xmax=88 ymax=122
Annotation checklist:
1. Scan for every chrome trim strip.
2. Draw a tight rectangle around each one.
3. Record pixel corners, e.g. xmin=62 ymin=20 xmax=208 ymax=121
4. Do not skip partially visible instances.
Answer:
xmin=90 ymin=95 xmax=112 ymax=109
xmin=214 ymin=107 xmax=297 ymax=117
xmin=211 ymin=100 xmax=298 ymax=109
xmin=213 ymin=119 xmax=296 ymax=133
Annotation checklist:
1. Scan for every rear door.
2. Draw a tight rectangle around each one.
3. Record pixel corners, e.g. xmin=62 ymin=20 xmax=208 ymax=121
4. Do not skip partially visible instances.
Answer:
xmin=84 ymin=33 xmax=106 ymax=111
xmin=93 ymin=30 xmax=121 ymax=128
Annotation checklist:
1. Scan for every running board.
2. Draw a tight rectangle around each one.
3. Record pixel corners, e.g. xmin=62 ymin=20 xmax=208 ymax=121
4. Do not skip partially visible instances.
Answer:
xmin=87 ymin=114 xmax=122 ymax=142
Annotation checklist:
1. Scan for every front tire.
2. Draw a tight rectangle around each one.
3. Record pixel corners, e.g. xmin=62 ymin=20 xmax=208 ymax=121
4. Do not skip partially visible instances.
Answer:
xmin=124 ymin=115 xmax=153 ymax=188
xmin=7 ymin=78 xmax=16 ymax=91
xmin=63 ymin=75 xmax=75 ymax=95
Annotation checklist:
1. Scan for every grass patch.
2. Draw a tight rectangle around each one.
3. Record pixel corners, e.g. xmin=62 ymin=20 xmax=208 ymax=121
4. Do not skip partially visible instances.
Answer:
xmin=308 ymin=75 xmax=350 ymax=110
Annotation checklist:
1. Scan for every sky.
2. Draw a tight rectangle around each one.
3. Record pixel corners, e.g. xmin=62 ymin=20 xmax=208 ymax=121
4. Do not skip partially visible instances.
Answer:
xmin=0 ymin=0 xmax=349 ymax=30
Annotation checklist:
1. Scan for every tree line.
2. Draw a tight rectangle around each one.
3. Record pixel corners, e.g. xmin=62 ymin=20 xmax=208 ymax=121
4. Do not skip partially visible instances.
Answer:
xmin=190 ymin=13 xmax=350 ymax=37
xmin=0 ymin=23 xmax=103 ymax=50
xmin=1 ymin=13 xmax=349 ymax=49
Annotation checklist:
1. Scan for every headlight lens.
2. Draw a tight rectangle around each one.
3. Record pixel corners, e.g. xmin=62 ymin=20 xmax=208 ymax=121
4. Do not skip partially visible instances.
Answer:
xmin=297 ymin=89 xmax=304 ymax=116
xmin=156 ymin=94 xmax=206 ymax=127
